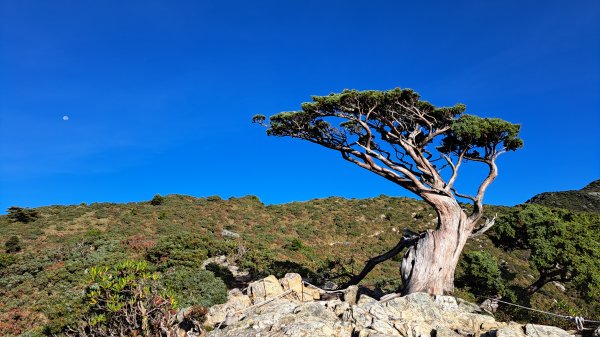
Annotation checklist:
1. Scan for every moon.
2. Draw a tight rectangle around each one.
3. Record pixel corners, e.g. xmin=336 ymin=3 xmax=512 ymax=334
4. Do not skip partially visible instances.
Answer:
xmin=62 ymin=115 xmax=69 ymax=121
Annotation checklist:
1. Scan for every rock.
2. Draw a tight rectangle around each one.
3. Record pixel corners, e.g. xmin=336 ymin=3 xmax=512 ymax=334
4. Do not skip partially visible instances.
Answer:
xmin=480 ymin=298 xmax=500 ymax=313
xmin=525 ymin=323 xmax=574 ymax=337
xmin=434 ymin=295 xmax=459 ymax=311
xmin=370 ymin=319 xmax=401 ymax=336
xmin=384 ymin=292 xmax=444 ymax=323
xmin=434 ymin=326 xmax=462 ymax=337
xmin=594 ymin=325 xmax=600 ymax=337
xmin=279 ymin=273 xmax=303 ymax=298
xmin=496 ymin=322 xmax=527 ymax=337
xmin=269 ymin=302 xmax=343 ymax=337
xmin=248 ymin=275 xmax=284 ymax=303
xmin=409 ymin=323 xmax=435 ymax=337
xmin=206 ymin=280 xmax=575 ymax=337
xmin=349 ymin=305 xmax=373 ymax=329
xmin=553 ymin=281 xmax=566 ymax=292
xmin=343 ymin=285 xmax=359 ymax=305
xmin=278 ymin=273 xmax=320 ymax=301
xmin=203 ymin=289 xmax=252 ymax=328
xmin=357 ymin=294 xmax=378 ymax=307
xmin=221 ymin=229 xmax=240 ymax=238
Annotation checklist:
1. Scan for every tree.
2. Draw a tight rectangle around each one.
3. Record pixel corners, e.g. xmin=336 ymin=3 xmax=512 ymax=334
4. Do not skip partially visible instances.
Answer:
xmin=6 ymin=206 xmax=38 ymax=223
xmin=495 ymin=204 xmax=600 ymax=300
xmin=253 ymin=88 xmax=522 ymax=295
xmin=150 ymin=194 xmax=165 ymax=206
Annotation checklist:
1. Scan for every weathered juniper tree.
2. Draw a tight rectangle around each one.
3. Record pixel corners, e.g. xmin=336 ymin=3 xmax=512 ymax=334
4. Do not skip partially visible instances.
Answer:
xmin=253 ymin=88 xmax=523 ymax=295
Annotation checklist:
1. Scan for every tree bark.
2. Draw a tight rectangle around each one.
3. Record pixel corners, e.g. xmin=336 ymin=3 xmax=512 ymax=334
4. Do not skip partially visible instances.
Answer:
xmin=526 ymin=269 xmax=564 ymax=295
xmin=526 ymin=277 xmax=547 ymax=295
xmin=401 ymin=195 xmax=474 ymax=295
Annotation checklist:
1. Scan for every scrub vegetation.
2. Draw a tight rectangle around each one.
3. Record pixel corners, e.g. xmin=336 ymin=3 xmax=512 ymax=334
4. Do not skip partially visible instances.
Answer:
xmin=0 ymin=180 xmax=598 ymax=335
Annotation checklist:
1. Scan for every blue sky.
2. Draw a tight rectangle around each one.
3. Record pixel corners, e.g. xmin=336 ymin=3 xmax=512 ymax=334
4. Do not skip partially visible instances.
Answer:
xmin=1 ymin=0 xmax=599 ymax=212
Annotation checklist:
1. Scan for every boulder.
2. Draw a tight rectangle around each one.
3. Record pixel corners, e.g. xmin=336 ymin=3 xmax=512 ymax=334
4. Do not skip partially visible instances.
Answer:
xmin=247 ymin=275 xmax=284 ymax=303
xmin=278 ymin=273 xmax=320 ymax=301
xmin=496 ymin=323 xmax=527 ymax=337
xmin=203 ymin=289 xmax=251 ymax=328
xmin=525 ymin=324 xmax=574 ymax=337
xmin=343 ymin=285 xmax=359 ymax=305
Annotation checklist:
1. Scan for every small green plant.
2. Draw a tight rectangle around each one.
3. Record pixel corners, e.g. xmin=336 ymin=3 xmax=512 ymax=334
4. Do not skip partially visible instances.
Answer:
xmin=5 ymin=235 xmax=21 ymax=253
xmin=7 ymin=206 xmax=39 ymax=223
xmin=71 ymin=260 xmax=176 ymax=336
xmin=0 ymin=252 xmax=16 ymax=269
xmin=150 ymin=194 xmax=165 ymax=206
xmin=284 ymin=238 xmax=304 ymax=251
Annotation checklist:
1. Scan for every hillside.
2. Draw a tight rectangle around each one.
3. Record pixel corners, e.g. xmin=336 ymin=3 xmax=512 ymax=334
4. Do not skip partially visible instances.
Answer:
xmin=526 ymin=179 xmax=600 ymax=213
xmin=0 ymin=190 xmax=599 ymax=335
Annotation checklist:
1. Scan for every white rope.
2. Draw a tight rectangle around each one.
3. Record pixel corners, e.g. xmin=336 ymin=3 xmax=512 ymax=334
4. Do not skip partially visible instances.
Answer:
xmin=473 ymin=293 xmax=600 ymax=331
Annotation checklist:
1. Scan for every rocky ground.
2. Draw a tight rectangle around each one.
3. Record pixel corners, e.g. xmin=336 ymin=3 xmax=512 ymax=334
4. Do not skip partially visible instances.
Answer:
xmin=175 ymin=273 xmax=585 ymax=337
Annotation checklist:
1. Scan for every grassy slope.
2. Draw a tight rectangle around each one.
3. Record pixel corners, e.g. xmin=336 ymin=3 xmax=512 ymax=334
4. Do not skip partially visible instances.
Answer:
xmin=0 ymin=193 xmax=597 ymax=335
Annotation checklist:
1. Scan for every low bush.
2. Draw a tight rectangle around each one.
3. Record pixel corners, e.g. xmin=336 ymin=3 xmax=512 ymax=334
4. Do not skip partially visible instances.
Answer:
xmin=5 ymin=236 xmax=21 ymax=253
xmin=162 ymin=267 xmax=227 ymax=308
xmin=150 ymin=194 xmax=165 ymax=206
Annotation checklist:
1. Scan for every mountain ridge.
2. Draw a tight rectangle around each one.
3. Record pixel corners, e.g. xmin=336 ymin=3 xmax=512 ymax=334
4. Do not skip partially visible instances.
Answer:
xmin=526 ymin=179 xmax=600 ymax=213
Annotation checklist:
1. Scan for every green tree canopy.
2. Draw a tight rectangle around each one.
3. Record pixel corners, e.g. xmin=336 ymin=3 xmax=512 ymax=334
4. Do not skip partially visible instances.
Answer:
xmin=495 ymin=204 xmax=600 ymax=301
xmin=255 ymin=88 xmax=523 ymax=294
xmin=254 ymin=88 xmax=523 ymax=217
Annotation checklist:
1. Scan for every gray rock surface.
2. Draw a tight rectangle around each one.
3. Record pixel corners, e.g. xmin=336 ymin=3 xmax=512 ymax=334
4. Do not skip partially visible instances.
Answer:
xmin=205 ymin=274 xmax=575 ymax=337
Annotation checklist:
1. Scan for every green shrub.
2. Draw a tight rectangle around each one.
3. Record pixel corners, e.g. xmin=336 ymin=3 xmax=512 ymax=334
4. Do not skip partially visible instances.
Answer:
xmin=7 ymin=206 xmax=39 ymax=223
xmin=0 ymin=252 xmax=16 ymax=269
xmin=70 ymin=260 xmax=175 ymax=336
xmin=5 ymin=235 xmax=21 ymax=253
xmin=162 ymin=267 xmax=227 ymax=308
xmin=145 ymin=234 xmax=209 ymax=270
xmin=284 ymin=238 xmax=304 ymax=251
xmin=150 ymin=194 xmax=165 ymax=206
xmin=457 ymin=251 xmax=510 ymax=298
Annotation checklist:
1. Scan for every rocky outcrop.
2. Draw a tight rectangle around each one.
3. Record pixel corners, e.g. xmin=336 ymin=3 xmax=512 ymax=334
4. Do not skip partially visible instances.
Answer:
xmin=203 ymin=274 xmax=576 ymax=337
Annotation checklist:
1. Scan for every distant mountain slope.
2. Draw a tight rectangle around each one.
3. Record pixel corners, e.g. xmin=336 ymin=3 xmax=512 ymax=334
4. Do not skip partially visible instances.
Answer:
xmin=526 ymin=179 xmax=600 ymax=213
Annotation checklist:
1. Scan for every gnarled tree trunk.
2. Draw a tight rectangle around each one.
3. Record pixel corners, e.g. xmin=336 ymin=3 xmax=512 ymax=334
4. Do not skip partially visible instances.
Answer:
xmin=401 ymin=195 xmax=475 ymax=295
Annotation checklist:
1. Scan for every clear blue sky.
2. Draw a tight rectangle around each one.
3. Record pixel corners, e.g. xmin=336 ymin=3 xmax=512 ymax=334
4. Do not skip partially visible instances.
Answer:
xmin=1 ymin=0 xmax=599 ymax=212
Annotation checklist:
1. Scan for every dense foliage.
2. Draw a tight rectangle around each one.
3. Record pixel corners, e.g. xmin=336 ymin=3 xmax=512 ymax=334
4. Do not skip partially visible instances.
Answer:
xmin=162 ymin=267 xmax=227 ymax=308
xmin=457 ymin=251 xmax=510 ymax=298
xmin=150 ymin=194 xmax=165 ymax=206
xmin=4 ymin=235 xmax=21 ymax=253
xmin=7 ymin=206 xmax=39 ymax=223
xmin=495 ymin=204 xmax=600 ymax=300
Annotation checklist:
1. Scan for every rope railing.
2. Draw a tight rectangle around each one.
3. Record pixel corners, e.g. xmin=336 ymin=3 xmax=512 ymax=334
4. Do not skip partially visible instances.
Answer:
xmin=472 ymin=293 xmax=600 ymax=332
